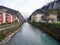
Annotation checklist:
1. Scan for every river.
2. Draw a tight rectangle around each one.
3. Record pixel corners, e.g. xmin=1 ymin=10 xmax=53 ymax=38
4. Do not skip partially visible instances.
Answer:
xmin=4 ymin=22 xmax=60 ymax=45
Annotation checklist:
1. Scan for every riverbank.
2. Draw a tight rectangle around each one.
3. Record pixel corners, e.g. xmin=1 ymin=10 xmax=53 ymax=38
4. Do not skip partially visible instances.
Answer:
xmin=0 ymin=23 xmax=23 ymax=45
xmin=29 ymin=22 xmax=60 ymax=41
xmin=3 ymin=22 xmax=60 ymax=45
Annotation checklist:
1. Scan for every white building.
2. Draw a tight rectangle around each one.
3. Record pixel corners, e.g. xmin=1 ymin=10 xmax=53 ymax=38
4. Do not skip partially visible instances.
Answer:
xmin=31 ymin=14 xmax=44 ymax=22
xmin=48 ymin=14 xmax=57 ymax=23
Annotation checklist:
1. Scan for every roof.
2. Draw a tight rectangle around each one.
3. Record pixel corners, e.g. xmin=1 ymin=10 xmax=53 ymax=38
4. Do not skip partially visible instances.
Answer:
xmin=0 ymin=6 xmax=23 ymax=19
xmin=0 ymin=6 xmax=19 ymax=15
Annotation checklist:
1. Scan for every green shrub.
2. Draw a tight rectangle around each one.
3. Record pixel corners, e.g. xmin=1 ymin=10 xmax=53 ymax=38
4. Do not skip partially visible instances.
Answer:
xmin=0 ymin=31 xmax=6 ymax=41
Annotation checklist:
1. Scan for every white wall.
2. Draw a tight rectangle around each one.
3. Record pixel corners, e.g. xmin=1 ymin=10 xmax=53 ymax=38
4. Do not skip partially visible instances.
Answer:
xmin=49 ymin=14 xmax=57 ymax=22
xmin=31 ymin=14 xmax=43 ymax=22
xmin=3 ymin=13 xmax=6 ymax=23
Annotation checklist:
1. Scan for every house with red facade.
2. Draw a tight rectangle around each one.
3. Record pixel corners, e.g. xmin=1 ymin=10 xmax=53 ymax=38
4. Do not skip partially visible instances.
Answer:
xmin=0 ymin=13 xmax=3 ymax=24
xmin=0 ymin=6 xmax=20 ymax=24
xmin=6 ymin=14 xmax=12 ymax=23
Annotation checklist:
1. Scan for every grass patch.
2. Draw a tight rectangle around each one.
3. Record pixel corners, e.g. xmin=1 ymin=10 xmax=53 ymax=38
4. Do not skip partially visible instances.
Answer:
xmin=30 ymin=22 xmax=60 ymax=40
xmin=0 ymin=31 xmax=6 ymax=41
xmin=0 ymin=23 xmax=22 ymax=42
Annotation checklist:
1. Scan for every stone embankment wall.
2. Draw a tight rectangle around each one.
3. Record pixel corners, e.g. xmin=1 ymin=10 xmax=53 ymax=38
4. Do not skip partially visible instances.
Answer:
xmin=0 ymin=23 xmax=22 ymax=45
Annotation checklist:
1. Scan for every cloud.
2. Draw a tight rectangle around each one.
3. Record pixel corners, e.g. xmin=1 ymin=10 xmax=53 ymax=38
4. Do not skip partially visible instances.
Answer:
xmin=19 ymin=0 xmax=54 ymax=15
xmin=0 ymin=0 xmax=54 ymax=17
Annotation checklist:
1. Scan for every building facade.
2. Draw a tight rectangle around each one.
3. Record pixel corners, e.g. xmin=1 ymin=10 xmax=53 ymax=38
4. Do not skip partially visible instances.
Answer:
xmin=0 ymin=12 xmax=19 ymax=24
xmin=0 ymin=6 xmax=20 ymax=24
xmin=31 ymin=14 xmax=44 ymax=22
xmin=48 ymin=14 xmax=57 ymax=23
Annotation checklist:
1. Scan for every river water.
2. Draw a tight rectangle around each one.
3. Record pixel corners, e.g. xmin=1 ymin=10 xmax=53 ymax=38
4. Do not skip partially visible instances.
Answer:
xmin=4 ymin=22 xmax=60 ymax=45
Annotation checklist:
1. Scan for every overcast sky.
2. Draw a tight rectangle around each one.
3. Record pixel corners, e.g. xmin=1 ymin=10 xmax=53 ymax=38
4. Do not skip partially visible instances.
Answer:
xmin=0 ymin=0 xmax=54 ymax=18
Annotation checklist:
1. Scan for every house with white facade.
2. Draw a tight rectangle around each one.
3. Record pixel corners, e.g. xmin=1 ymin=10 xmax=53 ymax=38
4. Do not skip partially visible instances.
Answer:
xmin=48 ymin=13 xmax=57 ymax=23
xmin=31 ymin=14 xmax=44 ymax=22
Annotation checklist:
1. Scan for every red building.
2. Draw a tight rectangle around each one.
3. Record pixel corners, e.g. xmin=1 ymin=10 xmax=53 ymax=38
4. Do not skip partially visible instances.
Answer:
xmin=6 ymin=15 xmax=11 ymax=23
xmin=0 ymin=13 xmax=3 ymax=24
xmin=0 ymin=13 xmax=19 ymax=24
xmin=6 ymin=14 xmax=17 ymax=23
